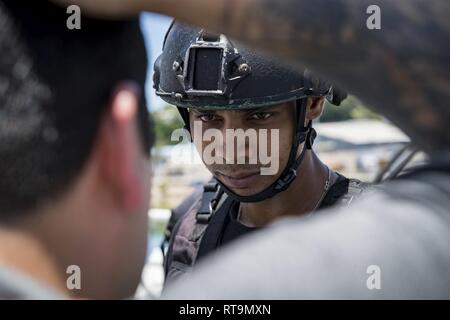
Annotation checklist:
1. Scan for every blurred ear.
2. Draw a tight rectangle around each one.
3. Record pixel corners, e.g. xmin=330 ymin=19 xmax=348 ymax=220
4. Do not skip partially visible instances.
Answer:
xmin=97 ymin=82 xmax=144 ymax=212
xmin=306 ymin=97 xmax=326 ymax=121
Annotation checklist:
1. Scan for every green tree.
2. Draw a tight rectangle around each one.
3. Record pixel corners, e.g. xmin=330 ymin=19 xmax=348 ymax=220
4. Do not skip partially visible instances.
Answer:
xmin=152 ymin=105 xmax=185 ymax=147
xmin=320 ymin=95 xmax=381 ymax=122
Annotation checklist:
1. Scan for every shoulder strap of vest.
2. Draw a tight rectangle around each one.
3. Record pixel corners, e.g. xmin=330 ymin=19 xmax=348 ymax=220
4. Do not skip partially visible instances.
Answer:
xmin=194 ymin=178 xmax=233 ymax=262
xmin=337 ymin=178 xmax=370 ymax=207
xmin=163 ymin=177 xmax=222 ymax=250
xmin=163 ymin=178 xmax=228 ymax=282
xmin=195 ymin=195 xmax=234 ymax=263
xmin=163 ymin=209 xmax=185 ymax=277
xmin=196 ymin=178 xmax=225 ymax=223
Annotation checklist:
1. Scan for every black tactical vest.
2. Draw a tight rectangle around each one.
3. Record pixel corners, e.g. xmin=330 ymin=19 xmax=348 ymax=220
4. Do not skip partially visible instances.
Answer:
xmin=163 ymin=176 xmax=369 ymax=288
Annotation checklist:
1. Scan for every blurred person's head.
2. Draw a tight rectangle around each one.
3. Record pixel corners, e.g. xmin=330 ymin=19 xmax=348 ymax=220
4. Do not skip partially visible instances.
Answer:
xmin=0 ymin=0 xmax=153 ymax=299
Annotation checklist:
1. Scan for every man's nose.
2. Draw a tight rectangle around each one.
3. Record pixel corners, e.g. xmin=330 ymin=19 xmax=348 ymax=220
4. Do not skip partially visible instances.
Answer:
xmin=220 ymin=121 xmax=257 ymax=165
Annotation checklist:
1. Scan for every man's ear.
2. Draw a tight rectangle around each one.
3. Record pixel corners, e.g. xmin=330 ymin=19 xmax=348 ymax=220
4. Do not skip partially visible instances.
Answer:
xmin=97 ymin=82 xmax=144 ymax=212
xmin=306 ymin=97 xmax=326 ymax=121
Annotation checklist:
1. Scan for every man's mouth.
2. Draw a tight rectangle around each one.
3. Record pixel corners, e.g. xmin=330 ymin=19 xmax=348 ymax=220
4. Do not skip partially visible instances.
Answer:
xmin=216 ymin=170 xmax=260 ymax=189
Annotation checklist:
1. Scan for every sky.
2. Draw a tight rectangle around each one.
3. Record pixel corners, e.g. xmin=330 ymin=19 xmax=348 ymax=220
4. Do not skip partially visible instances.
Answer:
xmin=140 ymin=12 xmax=173 ymax=112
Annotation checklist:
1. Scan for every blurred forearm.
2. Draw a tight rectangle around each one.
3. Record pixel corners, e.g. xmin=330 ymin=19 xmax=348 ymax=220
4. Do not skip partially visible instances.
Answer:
xmin=155 ymin=0 xmax=450 ymax=152
xmin=53 ymin=0 xmax=450 ymax=151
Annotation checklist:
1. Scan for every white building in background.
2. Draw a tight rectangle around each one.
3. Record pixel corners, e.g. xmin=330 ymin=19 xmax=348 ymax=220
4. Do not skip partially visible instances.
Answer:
xmin=314 ymin=119 xmax=409 ymax=148
xmin=314 ymin=119 xmax=410 ymax=180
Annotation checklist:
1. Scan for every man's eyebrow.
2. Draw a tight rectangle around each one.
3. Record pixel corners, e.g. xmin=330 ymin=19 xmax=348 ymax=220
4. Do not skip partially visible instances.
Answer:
xmin=245 ymin=105 xmax=279 ymax=113
xmin=190 ymin=108 xmax=217 ymax=113
xmin=190 ymin=105 xmax=279 ymax=114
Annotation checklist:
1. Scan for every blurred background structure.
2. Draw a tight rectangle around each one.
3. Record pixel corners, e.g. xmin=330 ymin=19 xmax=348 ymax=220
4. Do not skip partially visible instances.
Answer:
xmin=137 ymin=13 xmax=426 ymax=298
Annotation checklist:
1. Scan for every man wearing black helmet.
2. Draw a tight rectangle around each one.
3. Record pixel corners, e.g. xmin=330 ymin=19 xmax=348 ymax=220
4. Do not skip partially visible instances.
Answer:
xmin=154 ymin=22 xmax=368 ymax=286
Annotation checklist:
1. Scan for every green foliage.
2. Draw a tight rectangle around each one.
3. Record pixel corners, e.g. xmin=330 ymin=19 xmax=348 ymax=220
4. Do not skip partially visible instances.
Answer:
xmin=320 ymin=95 xmax=381 ymax=122
xmin=152 ymin=105 xmax=185 ymax=146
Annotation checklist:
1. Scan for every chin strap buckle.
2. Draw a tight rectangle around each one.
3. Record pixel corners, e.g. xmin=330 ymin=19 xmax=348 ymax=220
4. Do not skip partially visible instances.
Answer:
xmin=306 ymin=127 xmax=317 ymax=150
xmin=275 ymin=168 xmax=297 ymax=191
xmin=197 ymin=180 xmax=223 ymax=224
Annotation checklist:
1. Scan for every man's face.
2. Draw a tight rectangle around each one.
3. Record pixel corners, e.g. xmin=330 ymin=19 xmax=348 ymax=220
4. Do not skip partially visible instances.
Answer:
xmin=189 ymin=102 xmax=296 ymax=197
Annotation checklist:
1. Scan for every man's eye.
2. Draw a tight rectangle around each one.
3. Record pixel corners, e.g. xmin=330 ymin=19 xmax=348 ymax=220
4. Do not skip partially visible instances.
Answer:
xmin=249 ymin=112 xmax=272 ymax=120
xmin=198 ymin=114 xmax=217 ymax=122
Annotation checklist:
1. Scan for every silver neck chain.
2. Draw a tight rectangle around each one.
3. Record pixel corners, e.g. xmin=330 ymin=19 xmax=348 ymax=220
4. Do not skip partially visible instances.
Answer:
xmin=237 ymin=166 xmax=333 ymax=223
xmin=312 ymin=166 xmax=332 ymax=212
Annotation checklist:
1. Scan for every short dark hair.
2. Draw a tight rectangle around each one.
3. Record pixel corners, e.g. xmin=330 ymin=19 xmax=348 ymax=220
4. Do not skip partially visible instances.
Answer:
xmin=0 ymin=0 xmax=154 ymax=218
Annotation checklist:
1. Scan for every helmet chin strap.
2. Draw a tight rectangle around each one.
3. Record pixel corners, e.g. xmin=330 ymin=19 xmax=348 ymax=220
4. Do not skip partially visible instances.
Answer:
xmin=216 ymin=98 xmax=316 ymax=203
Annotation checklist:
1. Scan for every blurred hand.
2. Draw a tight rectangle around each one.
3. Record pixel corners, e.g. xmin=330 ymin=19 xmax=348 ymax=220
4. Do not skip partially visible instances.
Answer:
xmin=52 ymin=0 xmax=226 ymax=25
xmin=51 ymin=0 xmax=149 ymax=18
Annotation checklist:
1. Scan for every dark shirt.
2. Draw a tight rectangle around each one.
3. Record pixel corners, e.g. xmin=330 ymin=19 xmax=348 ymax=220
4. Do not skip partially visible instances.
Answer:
xmin=219 ymin=174 xmax=350 ymax=247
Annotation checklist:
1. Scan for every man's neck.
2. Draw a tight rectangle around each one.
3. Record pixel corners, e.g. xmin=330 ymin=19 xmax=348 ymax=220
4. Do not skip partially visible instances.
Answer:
xmin=239 ymin=151 xmax=336 ymax=227
xmin=0 ymin=225 xmax=68 ymax=297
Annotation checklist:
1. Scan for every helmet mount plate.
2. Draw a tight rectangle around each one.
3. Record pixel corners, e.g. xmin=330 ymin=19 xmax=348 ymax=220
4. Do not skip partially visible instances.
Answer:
xmin=173 ymin=32 xmax=251 ymax=100
xmin=154 ymin=22 xmax=346 ymax=108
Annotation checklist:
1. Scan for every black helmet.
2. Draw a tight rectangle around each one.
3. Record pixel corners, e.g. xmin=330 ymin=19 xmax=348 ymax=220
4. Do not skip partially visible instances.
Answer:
xmin=154 ymin=21 xmax=347 ymax=203
xmin=154 ymin=21 xmax=346 ymax=109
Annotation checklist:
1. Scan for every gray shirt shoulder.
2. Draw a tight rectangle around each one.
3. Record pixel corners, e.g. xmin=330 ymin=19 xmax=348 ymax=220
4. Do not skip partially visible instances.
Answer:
xmin=0 ymin=265 xmax=63 ymax=300
xmin=163 ymin=173 xmax=450 ymax=299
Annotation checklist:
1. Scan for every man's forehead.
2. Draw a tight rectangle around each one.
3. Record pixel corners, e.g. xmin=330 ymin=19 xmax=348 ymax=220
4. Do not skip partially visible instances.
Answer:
xmin=189 ymin=103 xmax=291 ymax=113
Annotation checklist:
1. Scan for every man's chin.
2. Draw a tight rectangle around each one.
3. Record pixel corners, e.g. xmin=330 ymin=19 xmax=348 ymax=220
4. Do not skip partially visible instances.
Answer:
xmin=219 ymin=181 xmax=268 ymax=198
